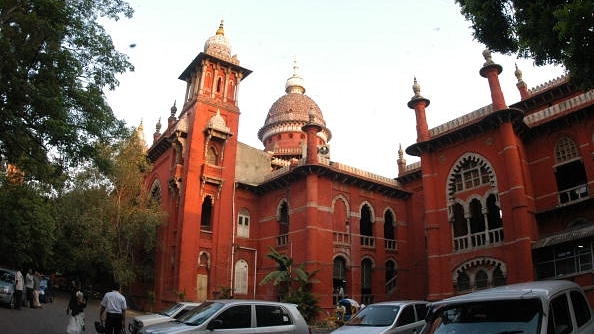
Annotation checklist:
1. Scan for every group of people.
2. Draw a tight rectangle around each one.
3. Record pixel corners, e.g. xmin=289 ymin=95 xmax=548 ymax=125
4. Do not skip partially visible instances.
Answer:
xmin=13 ymin=268 xmax=45 ymax=310
xmin=14 ymin=267 xmax=128 ymax=334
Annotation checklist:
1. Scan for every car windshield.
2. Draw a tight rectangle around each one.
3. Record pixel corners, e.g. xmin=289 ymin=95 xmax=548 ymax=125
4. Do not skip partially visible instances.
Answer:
xmin=0 ymin=270 xmax=15 ymax=283
xmin=345 ymin=304 xmax=401 ymax=327
xmin=177 ymin=302 xmax=224 ymax=326
xmin=160 ymin=303 xmax=184 ymax=317
xmin=424 ymin=299 xmax=542 ymax=334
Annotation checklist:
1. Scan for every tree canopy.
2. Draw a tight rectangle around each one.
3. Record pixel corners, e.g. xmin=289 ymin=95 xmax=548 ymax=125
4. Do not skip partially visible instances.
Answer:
xmin=456 ymin=0 xmax=594 ymax=90
xmin=0 ymin=0 xmax=134 ymax=183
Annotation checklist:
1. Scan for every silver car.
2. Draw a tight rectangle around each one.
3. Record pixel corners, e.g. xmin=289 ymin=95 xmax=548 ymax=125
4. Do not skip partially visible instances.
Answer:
xmin=0 ymin=268 xmax=16 ymax=309
xmin=138 ymin=299 xmax=309 ymax=334
xmin=421 ymin=280 xmax=594 ymax=334
xmin=129 ymin=302 xmax=201 ymax=333
xmin=330 ymin=300 xmax=428 ymax=334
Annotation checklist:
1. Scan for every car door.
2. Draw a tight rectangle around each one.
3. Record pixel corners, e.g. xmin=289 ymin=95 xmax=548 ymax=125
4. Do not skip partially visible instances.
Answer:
xmin=206 ymin=304 xmax=256 ymax=334
xmin=255 ymin=304 xmax=298 ymax=334
xmin=393 ymin=304 xmax=423 ymax=334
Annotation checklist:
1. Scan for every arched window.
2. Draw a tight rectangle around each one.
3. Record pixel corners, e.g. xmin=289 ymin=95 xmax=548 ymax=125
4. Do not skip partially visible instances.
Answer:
xmin=475 ymin=270 xmax=488 ymax=289
xmin=384 ymin=210 xmax=395 ymax=240
xmin=361 ymin=258 xmax=373 ymax=299
xmin=456 ymin=272 xmax=470 ymax=292
xmin=279 ymin=201 xmax=289 ymax=234
xmin=216 ymin=77 xmax=222 ymax=93
xmin=554 ymin=136 xmax=588 ymax=204
xmin=234 ymin=260 xmax=248 ymax=295
xmin=448 ymin=155 xmax=502 ymax=251
xmin=237 ymin=208 xmax=250 ymax=238
xmin=360 ymin=204 xmax=374 ymax=247
xmin=493 ymin=266 xmax=506 ymax=286
xmin=150 ymin=180 xmax=161 ymax=204
xmin=277 ymin=201 xmax=289 ymax=246
xmin=201 ymin=195 xmax=214 ymax=231
xmin=454 ymin=258 xmax=507 ymax=293
xmin=207 ymin=146 xmax=218 ymax=165
xmin=385 ymin=259 xmax=397 ymax=293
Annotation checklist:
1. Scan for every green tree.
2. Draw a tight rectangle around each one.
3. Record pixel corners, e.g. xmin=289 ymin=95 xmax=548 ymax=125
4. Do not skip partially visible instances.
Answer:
xmin=456 ymin=0 xmax=594 ymax=90
xmin=0 ymin=175 xmax=56 ymax=270
xmin=259 ymin=247 xmax=321 ymax=323
xmin=0 ymin=0 xmax=134 ymax=183
xmin=53 ymin=130 xmax=163 ymax=289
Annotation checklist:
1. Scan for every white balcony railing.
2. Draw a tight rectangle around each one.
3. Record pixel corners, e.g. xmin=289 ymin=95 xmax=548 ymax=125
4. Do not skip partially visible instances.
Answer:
xmin=558 ymin=184 xmax=589 ymax=205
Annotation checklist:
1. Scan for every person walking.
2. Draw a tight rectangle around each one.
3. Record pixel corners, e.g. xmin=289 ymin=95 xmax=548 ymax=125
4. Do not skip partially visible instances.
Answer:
xmin=32 ymin=271 xmax=41 ymax=308
xmin=99 ymin=283 xmax=127 ymax=334
xmin=14 ymin=269 xmax=24 ymax=310
xmin=25 ymin=268 xmax=34 ymax=308
xmin=66 ymin=283 xmax=87 ymax=334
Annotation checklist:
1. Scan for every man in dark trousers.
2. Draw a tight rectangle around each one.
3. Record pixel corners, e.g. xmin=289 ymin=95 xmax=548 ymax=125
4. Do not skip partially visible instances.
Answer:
xmin=99 ymin=283 xmax=127 ymax=334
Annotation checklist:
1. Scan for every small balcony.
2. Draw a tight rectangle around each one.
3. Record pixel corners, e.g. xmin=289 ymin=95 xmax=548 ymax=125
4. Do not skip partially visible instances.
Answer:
xmin=276 ymin=234 xmax=288 ymax=247
xmin=334 ymin=232 xmax=350 ymax=245
xmin=454 ymin=227 xmax=504 ymax=251
xmin=360 ymin=236 xmax=375 ymax=248
xmin=558 ymin=184 xmax=589 ymax=205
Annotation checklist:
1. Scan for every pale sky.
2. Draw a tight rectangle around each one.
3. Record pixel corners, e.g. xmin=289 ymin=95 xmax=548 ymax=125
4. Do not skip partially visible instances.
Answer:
xmin=103 ymin=0 xmax=566 ymax=177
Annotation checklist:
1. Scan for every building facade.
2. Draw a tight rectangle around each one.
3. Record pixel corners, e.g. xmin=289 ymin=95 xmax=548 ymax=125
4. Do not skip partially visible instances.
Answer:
xmin=143 ymin=23 xmax=594 ymax=311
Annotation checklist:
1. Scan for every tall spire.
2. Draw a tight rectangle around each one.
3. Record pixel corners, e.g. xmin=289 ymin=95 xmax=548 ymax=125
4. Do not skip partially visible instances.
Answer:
xmin=285 ymin=59 xmax=306 ymax=94
xmin=514 ymin=63 xmax=529 ymax=100
xmin=479 ymin=50 xmax=507 ymax=111
xmin=397 ymin=143 xmax=407 ymax=175
xmin=407 ymin=77 xmax=431 ymax=143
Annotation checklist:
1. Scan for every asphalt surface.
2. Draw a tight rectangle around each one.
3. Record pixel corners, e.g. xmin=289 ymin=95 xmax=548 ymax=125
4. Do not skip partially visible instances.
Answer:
xmin=0 ymin=291 xmax=335 ymax=334
xmin=0 ymin=291 xmax=142 ymax=334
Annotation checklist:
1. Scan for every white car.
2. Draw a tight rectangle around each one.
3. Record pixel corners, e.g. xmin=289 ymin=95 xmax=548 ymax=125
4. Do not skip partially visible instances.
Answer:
xmin=330 ymin=300 xmax=428 ymax=334
xmin=129 ymin=302 xmax=200 ymax=333
xmin=422 ymin=280 xmax=594 ymax=334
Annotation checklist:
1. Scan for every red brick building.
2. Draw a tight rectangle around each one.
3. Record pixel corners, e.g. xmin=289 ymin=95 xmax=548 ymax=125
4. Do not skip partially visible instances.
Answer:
xmin=144 ymin=23 xmax=594 ymax=311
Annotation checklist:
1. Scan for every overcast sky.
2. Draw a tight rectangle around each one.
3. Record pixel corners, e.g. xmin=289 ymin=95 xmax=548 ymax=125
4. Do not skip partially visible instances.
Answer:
xmin=103 ymin=0 xmax=566 ymax=177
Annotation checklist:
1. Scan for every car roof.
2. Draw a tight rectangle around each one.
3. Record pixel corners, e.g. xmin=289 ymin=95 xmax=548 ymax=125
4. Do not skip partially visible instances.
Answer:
xmin=364 ymin=300 xmax=428 ymax=307
xmin=177 ymin=302 xmax=201 ymax=306
xmin=430 ymin=280 xmax=581 ymax=306
xmin=203 ymin=299 xmax=298 ymax=306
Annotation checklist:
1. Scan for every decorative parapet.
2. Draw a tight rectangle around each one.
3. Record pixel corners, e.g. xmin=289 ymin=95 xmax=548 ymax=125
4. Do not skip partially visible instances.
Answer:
xmin=331 ymin=162 xmax=399 ymax=186
xmin=430 ymin=105 xmax=494 ymax=137
xmin=259 ymin=156 xmax=400 ymax=187
xmin=528 ymin=75 xmax=568 ymax=95
xmin=524 ymin=90 xmax=594 ymax=127
xmin=405 ymin=161 xmax=421 ymax=172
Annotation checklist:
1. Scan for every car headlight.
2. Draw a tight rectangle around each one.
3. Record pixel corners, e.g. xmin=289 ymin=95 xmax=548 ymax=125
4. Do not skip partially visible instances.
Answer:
xmin=0 ymin=287 xmax=8 ymax=294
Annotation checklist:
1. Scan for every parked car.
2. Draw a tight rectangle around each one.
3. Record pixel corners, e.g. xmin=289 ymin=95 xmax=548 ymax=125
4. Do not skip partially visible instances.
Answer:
xmin=330 ymin=300 xmax=428 ymax=334
xmin=421 ymin=280 xmax=594 ymax=334
xmin=138 ymin=299 xmax=310 ymax=334
xmin=0 ymin=268 xmax=16 ymax=309
xmin=129 ymin=302 xmax=201 ymax=333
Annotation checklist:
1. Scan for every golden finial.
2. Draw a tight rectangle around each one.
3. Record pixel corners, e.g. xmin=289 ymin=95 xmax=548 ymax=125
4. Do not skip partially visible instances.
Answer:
xmin=216 ymin=19 xmax=224 ymax=35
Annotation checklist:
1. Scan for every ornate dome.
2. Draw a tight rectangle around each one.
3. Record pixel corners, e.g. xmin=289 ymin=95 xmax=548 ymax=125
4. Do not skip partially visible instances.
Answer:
xmin=203 ymin=21 xmax=238 ymax=64
xmin=258 ymin=63 xmax=331 ymax=143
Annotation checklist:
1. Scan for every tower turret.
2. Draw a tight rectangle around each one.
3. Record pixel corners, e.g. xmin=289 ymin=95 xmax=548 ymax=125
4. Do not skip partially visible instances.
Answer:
xmin=407 ymin=77 xmax=431 ymax=143
xmin=479 ymin=50 xmax=507 ymax=111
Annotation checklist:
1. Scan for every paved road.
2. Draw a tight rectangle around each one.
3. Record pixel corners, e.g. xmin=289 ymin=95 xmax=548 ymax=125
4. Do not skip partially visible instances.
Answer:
xmin=0 ymin=291 xmax=335 ymax=334
xmin=0 ymin=291 xmax=142 ymax=334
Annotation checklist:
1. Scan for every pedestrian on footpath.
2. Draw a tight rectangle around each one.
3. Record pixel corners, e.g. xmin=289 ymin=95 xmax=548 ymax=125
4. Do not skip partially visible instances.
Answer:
xmin=99 ymin=282 xmax=127 ymax=334
xmin=32 ymin=271 xmax=41 ymax=308
xmin=25 ymin=268 xmax=34 ymax=308
xmin=14 ymin=269 xmax=24 ymax=310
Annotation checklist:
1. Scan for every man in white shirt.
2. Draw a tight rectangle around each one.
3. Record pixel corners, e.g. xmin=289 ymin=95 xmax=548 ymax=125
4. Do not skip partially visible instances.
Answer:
xmin=99 ymin=283 xmax=127 ymax=334
xmin=14 ymin=270 xmax=24 ymax=310
xmin=25 ymin=268 xmax=34 ymax=308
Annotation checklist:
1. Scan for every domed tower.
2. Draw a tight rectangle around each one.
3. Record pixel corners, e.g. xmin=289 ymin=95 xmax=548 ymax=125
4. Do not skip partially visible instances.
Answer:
xmin=257 ymin=62 xmax=332 ymax=166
